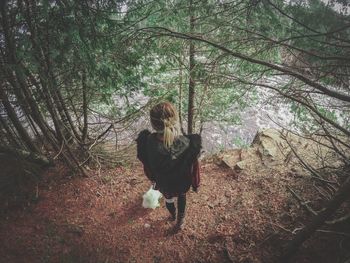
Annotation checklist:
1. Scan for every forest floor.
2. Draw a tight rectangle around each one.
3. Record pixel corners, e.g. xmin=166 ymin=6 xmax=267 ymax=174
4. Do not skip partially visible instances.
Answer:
xmin=0 ymin=155 xmax=349 ymax=263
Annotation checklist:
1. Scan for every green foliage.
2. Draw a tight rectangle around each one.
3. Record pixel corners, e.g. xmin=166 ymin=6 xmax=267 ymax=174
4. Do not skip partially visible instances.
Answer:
xmin=7 ymin=0 xmax=147 ymax=120
xmin=290 ymin=102 xmax=310 ymax=122
xmin=5 ymin=0 xmax=349 ymax=140
xmin=317 ymin=107 xmax=338 ymax=122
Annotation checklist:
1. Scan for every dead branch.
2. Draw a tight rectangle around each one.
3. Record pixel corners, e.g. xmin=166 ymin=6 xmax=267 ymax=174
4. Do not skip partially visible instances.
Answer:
xmin=281 ymin=132 xmax=338 ymax=185
xmin=326 ymin=212 xmax=350 ymax=225
xmin=287 ymin=186 xmax=318 ymax=216
xmin=282 ymin=175 xmax=350 ymax=259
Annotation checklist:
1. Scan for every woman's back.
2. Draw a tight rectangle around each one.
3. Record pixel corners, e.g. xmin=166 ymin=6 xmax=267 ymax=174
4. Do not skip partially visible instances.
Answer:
xmin=137 ymin=130 xmax=201 ymax=193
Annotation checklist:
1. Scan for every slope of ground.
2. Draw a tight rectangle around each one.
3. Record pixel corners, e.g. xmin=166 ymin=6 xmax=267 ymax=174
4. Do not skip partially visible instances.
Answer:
xmin=0 ymin=157 xmax=348 ymax=263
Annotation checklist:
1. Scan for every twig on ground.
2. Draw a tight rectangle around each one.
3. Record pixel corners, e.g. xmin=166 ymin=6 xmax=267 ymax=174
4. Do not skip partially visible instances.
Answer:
xmin=270 ymin=221 xmax=295 ymax=234
xmin=313 ymin=182 xmax=332 ymax=200
xmin=326 ymin=212 xmax=350 ymax=225
xmin=287 ymin=186 xmax=350 ymax=225
xmin=316 ymin=229 xmax=350 ymax=238
xmin=287 ymin=186 xmax=318 ymax=216
xmin=53 ymin=141 xmax=64 ymax=160
xmin=280 ymin=133 xmax=338 ymax=185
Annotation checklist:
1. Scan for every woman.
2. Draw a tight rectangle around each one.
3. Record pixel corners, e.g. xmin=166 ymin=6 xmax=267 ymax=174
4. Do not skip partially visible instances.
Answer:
xmin=136 ymin=101 xmax=201 ymax=230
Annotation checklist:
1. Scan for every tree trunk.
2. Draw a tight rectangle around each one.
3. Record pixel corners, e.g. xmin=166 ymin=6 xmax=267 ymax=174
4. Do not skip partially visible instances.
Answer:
xmin=0 ymin=114 xmax=20 ymax=147
xmin=187 ymin=0 xmax=195 ymax=134
xmin=21 ymin=66 xmax=57 ymax=137
xmin=19 ymin=0 xmax=64 ymax=143
xmin=0 ymin=87 xmax=40 ymax=153
xmin=56 ymin=86 xmax=82 ymax=142
xmin=25 ymin=111 xmax=40 ymax=139
xmin=1 ymin=2 xmax=59 ymax=149
xmin=65 ymin=86 xmax=83 ymax=131
xmin=178 ymin=56 xmax=185 ymax=134
xmin=81 ymin=71 xmax=88 ymax=142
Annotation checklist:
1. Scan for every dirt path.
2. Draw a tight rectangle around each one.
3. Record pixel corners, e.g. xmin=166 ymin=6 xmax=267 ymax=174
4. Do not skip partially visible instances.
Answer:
xmin=0 ymin=160 xmax=348 ymax=263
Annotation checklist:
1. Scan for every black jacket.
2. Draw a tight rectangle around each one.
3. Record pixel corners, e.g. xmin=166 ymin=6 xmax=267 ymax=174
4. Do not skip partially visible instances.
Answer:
xmin=136 ymin=130 xmax=201 ymax=194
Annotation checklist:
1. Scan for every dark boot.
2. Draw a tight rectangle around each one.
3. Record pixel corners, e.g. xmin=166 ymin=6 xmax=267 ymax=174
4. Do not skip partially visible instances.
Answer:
xmin=176 ymin=216 xmax=185 ymax=230
xmin=176 ymin=193 xmax=186 ymax=230
xmin=165 ymin=202 xmax=176 ymax=221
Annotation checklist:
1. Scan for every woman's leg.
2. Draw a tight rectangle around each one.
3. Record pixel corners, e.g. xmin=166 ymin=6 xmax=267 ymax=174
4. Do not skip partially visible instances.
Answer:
xmin=164 ymin=194 xmax=176 ymax=221
xmin=177 ymin=193 xmax=186 ymax=228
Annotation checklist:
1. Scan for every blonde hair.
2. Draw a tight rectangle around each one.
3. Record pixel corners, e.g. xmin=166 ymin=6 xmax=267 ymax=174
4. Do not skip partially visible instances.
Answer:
xmin=150 ymin=101 xmax=179 ymax=148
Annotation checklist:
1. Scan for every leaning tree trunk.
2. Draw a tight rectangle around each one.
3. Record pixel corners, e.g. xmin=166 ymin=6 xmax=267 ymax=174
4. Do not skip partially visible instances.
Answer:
xmin=21 ymin=66 xmax=57 ymax=138
xmin=0 ymin=113 xmax=20 ymax=147
xmin=81 ymin=71 xmax=88 ymax=143
xmin=0 ymin=87 xmax=40 ymax=153
xmin=1 ymin=2 xmax=59 ymax=149
xmin=55 ymin=86 xmax=82 ymax=142
xmin=19 ymin=1 xmax=64 ymax=143
xmin=282 ymin=174 xmax=350 ymax=260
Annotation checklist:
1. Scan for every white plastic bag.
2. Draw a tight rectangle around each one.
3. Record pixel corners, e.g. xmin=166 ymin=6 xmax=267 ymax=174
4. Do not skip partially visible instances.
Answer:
xmin=142 ymin=185 xmax=162 ymax=209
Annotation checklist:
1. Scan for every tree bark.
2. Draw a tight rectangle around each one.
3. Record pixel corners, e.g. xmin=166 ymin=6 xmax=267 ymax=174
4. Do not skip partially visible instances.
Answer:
xmin=187 ymin=0 xmax=195 ymax=134
xmin=177 ymin=55 xmax=185 ymax=135
xmin=21 ymin=66 xmax=57 ymax=137
xmin=0 ymin=87 xmax=40 ymax=153
xmin=0 ymin=114 xmax=20 ymax=147
xmin=65 ymin=86 xmax=83 ymax=131
xmin=55 ymin=86 xmax=82 ymax=142
xmin=81 ymin=71 xmax=88 ymax=142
